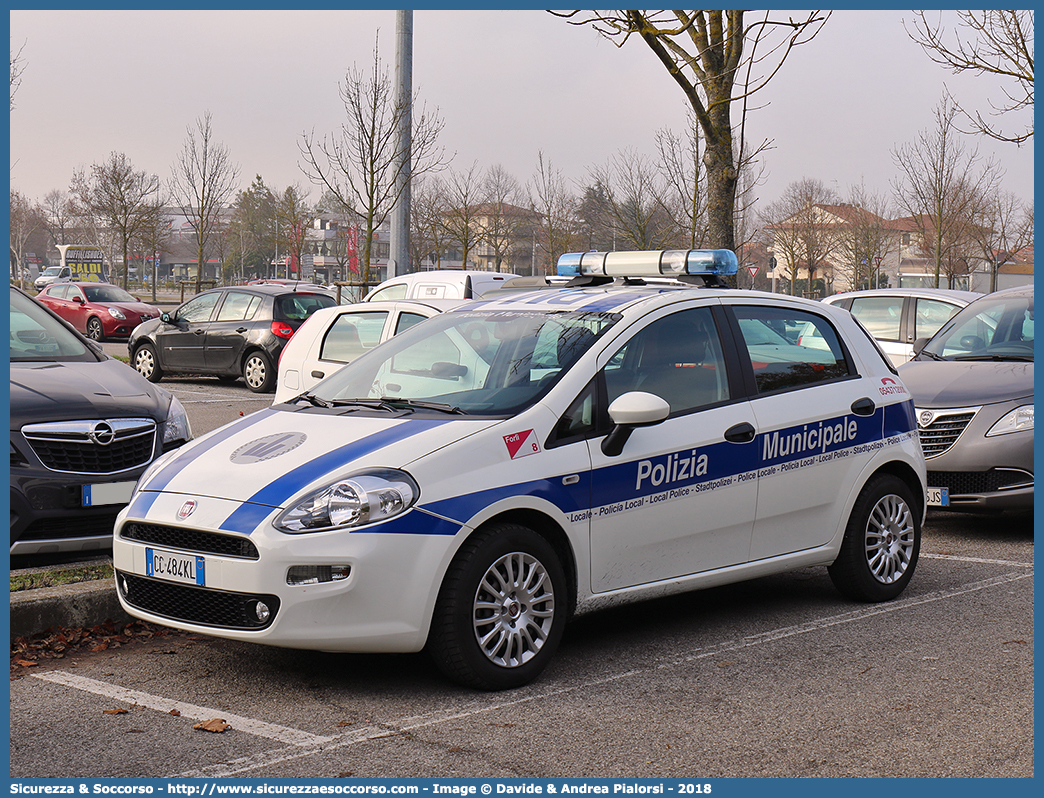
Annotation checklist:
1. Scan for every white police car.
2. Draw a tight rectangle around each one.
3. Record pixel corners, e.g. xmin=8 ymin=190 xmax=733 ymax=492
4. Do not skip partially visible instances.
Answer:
xmin=113 ymin=249 xmax=926 ymax=690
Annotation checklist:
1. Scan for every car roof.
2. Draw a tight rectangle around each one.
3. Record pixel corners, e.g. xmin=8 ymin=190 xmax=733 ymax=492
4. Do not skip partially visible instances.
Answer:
xmin=453 ymin=283 xmax=832 ymax=317
xmin=988 ymin=284 xmax=1034 ymax=298
xmin=823 ymin=288 xmax=982 ymax=303
xmin=306 ymin=297 xmax=469 ymax=319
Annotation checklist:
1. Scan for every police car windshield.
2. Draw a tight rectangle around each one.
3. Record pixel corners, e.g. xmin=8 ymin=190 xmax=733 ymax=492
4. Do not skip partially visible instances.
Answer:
xmin=308 ymin=309 xmax=618 ymax=416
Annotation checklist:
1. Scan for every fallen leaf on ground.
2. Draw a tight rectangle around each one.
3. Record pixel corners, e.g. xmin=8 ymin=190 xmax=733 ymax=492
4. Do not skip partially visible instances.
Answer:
xmin=194 ymin=719 xmax=230 ymax=733
xmin=103 ymin=708 xmax=129 ymax=715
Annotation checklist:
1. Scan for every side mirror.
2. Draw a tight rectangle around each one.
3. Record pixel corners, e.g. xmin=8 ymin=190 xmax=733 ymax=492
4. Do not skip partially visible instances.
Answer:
xmin=601 ymin=391 xmax=671 ymax=457
xmin=72 ymin=296 xmax=84 ymax=304
xmin=911 ymin=337 xmax=930 ymax=356
xmin=161 ymin=312 xmax=172 ymax=323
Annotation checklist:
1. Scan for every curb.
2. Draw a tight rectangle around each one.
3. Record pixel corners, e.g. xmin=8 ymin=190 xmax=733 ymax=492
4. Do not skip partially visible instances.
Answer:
xmin=10 ymin=579 xmax=129 ymax=639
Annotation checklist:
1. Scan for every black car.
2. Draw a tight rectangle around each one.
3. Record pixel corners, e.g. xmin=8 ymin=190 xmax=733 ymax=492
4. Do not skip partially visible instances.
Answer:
xmin=10 ymin=286 xmax=193 ymax=557
xmin=128 ymin=284 xmax=337 ymax=392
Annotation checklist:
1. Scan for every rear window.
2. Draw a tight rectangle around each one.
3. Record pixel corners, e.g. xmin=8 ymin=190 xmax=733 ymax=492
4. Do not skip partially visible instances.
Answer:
xmin=275 ymin=292 xmax=337 ymax=321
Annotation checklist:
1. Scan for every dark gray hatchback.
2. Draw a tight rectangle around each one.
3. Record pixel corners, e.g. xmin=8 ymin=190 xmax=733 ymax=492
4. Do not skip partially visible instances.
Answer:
xmin=899 ymin=284 xmax=1033 ymax=513
xmin=128 ymin=284 xmax=337 ymax=393
xmin=10 ymin=287 xmax=193 ymax=557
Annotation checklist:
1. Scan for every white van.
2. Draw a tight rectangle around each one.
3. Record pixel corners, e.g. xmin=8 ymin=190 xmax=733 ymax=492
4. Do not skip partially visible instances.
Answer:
xmin=365 ymin=270 xmax=519 ymax=302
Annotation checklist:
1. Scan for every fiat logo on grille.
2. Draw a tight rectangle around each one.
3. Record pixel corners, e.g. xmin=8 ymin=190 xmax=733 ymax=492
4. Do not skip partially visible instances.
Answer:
xmin=177 ymin=500 xmax=198 ymax=520
xmin=918 ymin=411 xmax=935 ymax=427
xmin=87 ymin=421 xmax=116 ymax=446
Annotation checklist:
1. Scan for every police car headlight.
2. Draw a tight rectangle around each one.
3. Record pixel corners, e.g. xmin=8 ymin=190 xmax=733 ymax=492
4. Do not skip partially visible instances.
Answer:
xmin=276 ymin=469 xmax=419 ymax=533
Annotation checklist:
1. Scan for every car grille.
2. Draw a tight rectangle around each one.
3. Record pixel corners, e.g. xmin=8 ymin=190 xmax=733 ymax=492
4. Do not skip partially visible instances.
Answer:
xmin=20 ymin=512 xmax=120 ymax=542
xmin=117 ymin=571 xmax=278 ymax=630
xmin=927 ymin=469 xmax=1034 ymax=496
xmin=915 ymin=408 xmax=978 ymax=458
xmin=119 ymin=523 xmax=260 ymax=560
xmin=21 ymin=418 xmax=157 ymax=474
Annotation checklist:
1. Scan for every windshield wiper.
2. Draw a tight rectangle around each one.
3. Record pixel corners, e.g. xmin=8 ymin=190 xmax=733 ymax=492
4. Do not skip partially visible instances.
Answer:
xmin=294 ymin=392 xmax=333 ymax=408
xmin=327 ymin=398 xmax=401 ymax=412
xmin=916 ymin=349 xmax=946 ymax=361
xmin=953 ymin=354 xmax=1034 ymax=362
xmin=380 ymin=396 xmax=467 ymax=415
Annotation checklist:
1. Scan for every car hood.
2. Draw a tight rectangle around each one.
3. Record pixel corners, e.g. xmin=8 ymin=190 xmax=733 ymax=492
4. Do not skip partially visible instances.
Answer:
xmin=897 ymin=359 xmax=1033 ymax=407
xmin=10 ymin=359 xmax=169 ymax=428
xmin=137 ymin=407 xmax=499 ymax=505
xmin=104 ymin=301 xmax=160 ymax=315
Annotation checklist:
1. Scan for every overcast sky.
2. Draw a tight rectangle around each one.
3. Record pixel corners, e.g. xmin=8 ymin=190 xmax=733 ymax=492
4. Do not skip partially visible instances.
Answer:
xmin=8 ymin=9 xmax=1035 ymax=218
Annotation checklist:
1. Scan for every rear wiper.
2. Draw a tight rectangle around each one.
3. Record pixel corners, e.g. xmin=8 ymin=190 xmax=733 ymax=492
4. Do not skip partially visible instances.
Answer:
xmin=380 ymin=396 xmax=467 ymax=415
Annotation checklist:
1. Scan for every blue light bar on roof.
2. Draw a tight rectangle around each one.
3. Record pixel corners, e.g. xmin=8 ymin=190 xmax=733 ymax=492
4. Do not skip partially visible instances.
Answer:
xmin=557 ymin=249 xmax=739 ymax=278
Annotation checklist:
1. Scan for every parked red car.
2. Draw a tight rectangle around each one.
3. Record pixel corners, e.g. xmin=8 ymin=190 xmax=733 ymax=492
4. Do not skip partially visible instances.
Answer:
xmin=35 ymin=282 xmax=162 ymax=341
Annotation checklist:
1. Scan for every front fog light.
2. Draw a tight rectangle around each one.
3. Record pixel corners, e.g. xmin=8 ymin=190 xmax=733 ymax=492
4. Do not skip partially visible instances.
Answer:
xmin=254 ymin=601 xmax=271 ymax=622
xmin=286 ymin=565 xmax=352 ymax=586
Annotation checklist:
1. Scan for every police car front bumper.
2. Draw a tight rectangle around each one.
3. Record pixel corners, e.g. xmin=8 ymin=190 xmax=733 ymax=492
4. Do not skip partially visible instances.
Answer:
xmin=112 ymin=498 xmax=463 ymax=653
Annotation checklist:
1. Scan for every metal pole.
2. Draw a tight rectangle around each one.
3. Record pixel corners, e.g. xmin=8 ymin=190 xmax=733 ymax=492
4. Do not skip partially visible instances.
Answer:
xmin=389 ymin=10 xmax=413 ymax=277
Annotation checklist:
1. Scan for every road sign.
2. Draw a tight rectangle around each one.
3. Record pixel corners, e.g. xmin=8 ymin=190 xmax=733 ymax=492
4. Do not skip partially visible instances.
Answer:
xmin=747 ymin=265 xmax=759 ymax=277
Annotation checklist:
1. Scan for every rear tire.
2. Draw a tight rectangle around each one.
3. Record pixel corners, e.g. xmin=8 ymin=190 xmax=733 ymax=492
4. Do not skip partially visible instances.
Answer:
xmin=428 ymin=523 xmax=567 ymax=690
xmin=829 ymin=473 xmax=920 ymax=602
xmin=243 ymin=351 xmax=275 ymax=392
xmin=132 ymin=343 xmax=163 ymax=383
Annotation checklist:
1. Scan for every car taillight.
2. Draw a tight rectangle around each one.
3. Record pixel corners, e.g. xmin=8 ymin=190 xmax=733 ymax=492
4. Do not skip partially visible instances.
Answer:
xmin=271 ymin=320 xmax=295 ymax=339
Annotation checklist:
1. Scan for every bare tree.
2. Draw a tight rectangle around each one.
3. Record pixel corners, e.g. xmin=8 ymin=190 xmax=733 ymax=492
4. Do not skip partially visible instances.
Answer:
xmin=655 ymin=113 xmax=707 ymax=248
xmin=834 ymin=185 xmax=896 ymax=290
xmin=10 ymin=189 xmax=42 ymax=288
xmin=170 ymin=111 xmax=240 ymax=290
xmin=906 ymin=10 xmax=1033 ymax=144
xmin=299 ymin=34 xmax=447 ymax=282
xmin=72 ymin=152 xmax=163 ymax=289
xmin=554 ymin=10 xmax=829 ymax=250
xmin=410 ymin=175 xmax=453 ymax=271
xmin=10 ymin=39 xmax=26 ymax=111
xmin=274 ymin=185 xmax=314 ymax=280
xmin=478 ymin=165 xmax=528 ymax=273
xmin=529 ymin=152 xmax=578 ymax=275
xmin=892 ymin=97 xmax=1002 ymax=288
xmin=967 ymin=191 xmax=1033 ymax=293
xmin=588 ymin=149 xmax=677 ymax=250
xmin=39 ymin=189 xmax=80 ymax=260
xmin=761 ymin=178 xmax=841 ymax=296
xmin=439 ymin=164 xmax=486 ymax=270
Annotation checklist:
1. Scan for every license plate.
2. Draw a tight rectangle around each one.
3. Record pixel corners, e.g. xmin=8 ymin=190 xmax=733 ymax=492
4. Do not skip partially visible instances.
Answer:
xmin=81 ymin=480 xmax=136 ymax=507
xmin=146 ymin=548 xmax=206 ymax=586
xmin=927 ymin=486 xmax=950 ymax=506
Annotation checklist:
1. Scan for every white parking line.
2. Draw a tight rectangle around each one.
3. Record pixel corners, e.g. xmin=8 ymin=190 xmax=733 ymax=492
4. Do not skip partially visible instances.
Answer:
xmin=923 ymin=552 xmax=1034 ymax=568
xmin=168 ymin=568 xmax=1032 ymax=778
xmin=31 ymin=671 xmax=333 ymax=747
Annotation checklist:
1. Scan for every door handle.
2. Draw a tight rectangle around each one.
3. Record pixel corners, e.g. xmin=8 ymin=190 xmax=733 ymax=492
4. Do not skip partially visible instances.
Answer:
xmin=724 ymin=422 xmax=756 ymax=443
xmin=236 ymin=327 xmax=248 ymax=333
xmin=851 ymin=397 xmax=876 ymax=416
xmin=310 ymin=370 xmax=325 ymax=379
xmin=193 ymin=329 xmax=205 ymax=336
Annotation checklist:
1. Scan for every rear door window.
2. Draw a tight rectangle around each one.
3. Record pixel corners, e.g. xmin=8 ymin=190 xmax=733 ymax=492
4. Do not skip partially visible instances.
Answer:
xmin=849 ymin=296 xmax=903 ymax=342
xmin=732 ymin=306 xmax=852 ymax=394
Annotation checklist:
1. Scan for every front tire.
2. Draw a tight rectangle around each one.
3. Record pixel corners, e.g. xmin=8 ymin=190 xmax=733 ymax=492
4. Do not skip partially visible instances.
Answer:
xmin=243 ymin=351 xmax=275 ymax=392
xmin=829 ymin=473 xmax=920 ymax=602
xmin=132 ymin=343 xmax=164 ymax=383
xmin=86 ymin=316 xmax=104 ymax=341
xmin=428 ymin=523 xmax=567 ymax=690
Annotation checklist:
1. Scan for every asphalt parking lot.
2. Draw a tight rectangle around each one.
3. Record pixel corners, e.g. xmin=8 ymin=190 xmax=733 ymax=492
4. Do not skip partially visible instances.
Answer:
xmin=10 ymin=360 xmax=1035 ymax=779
